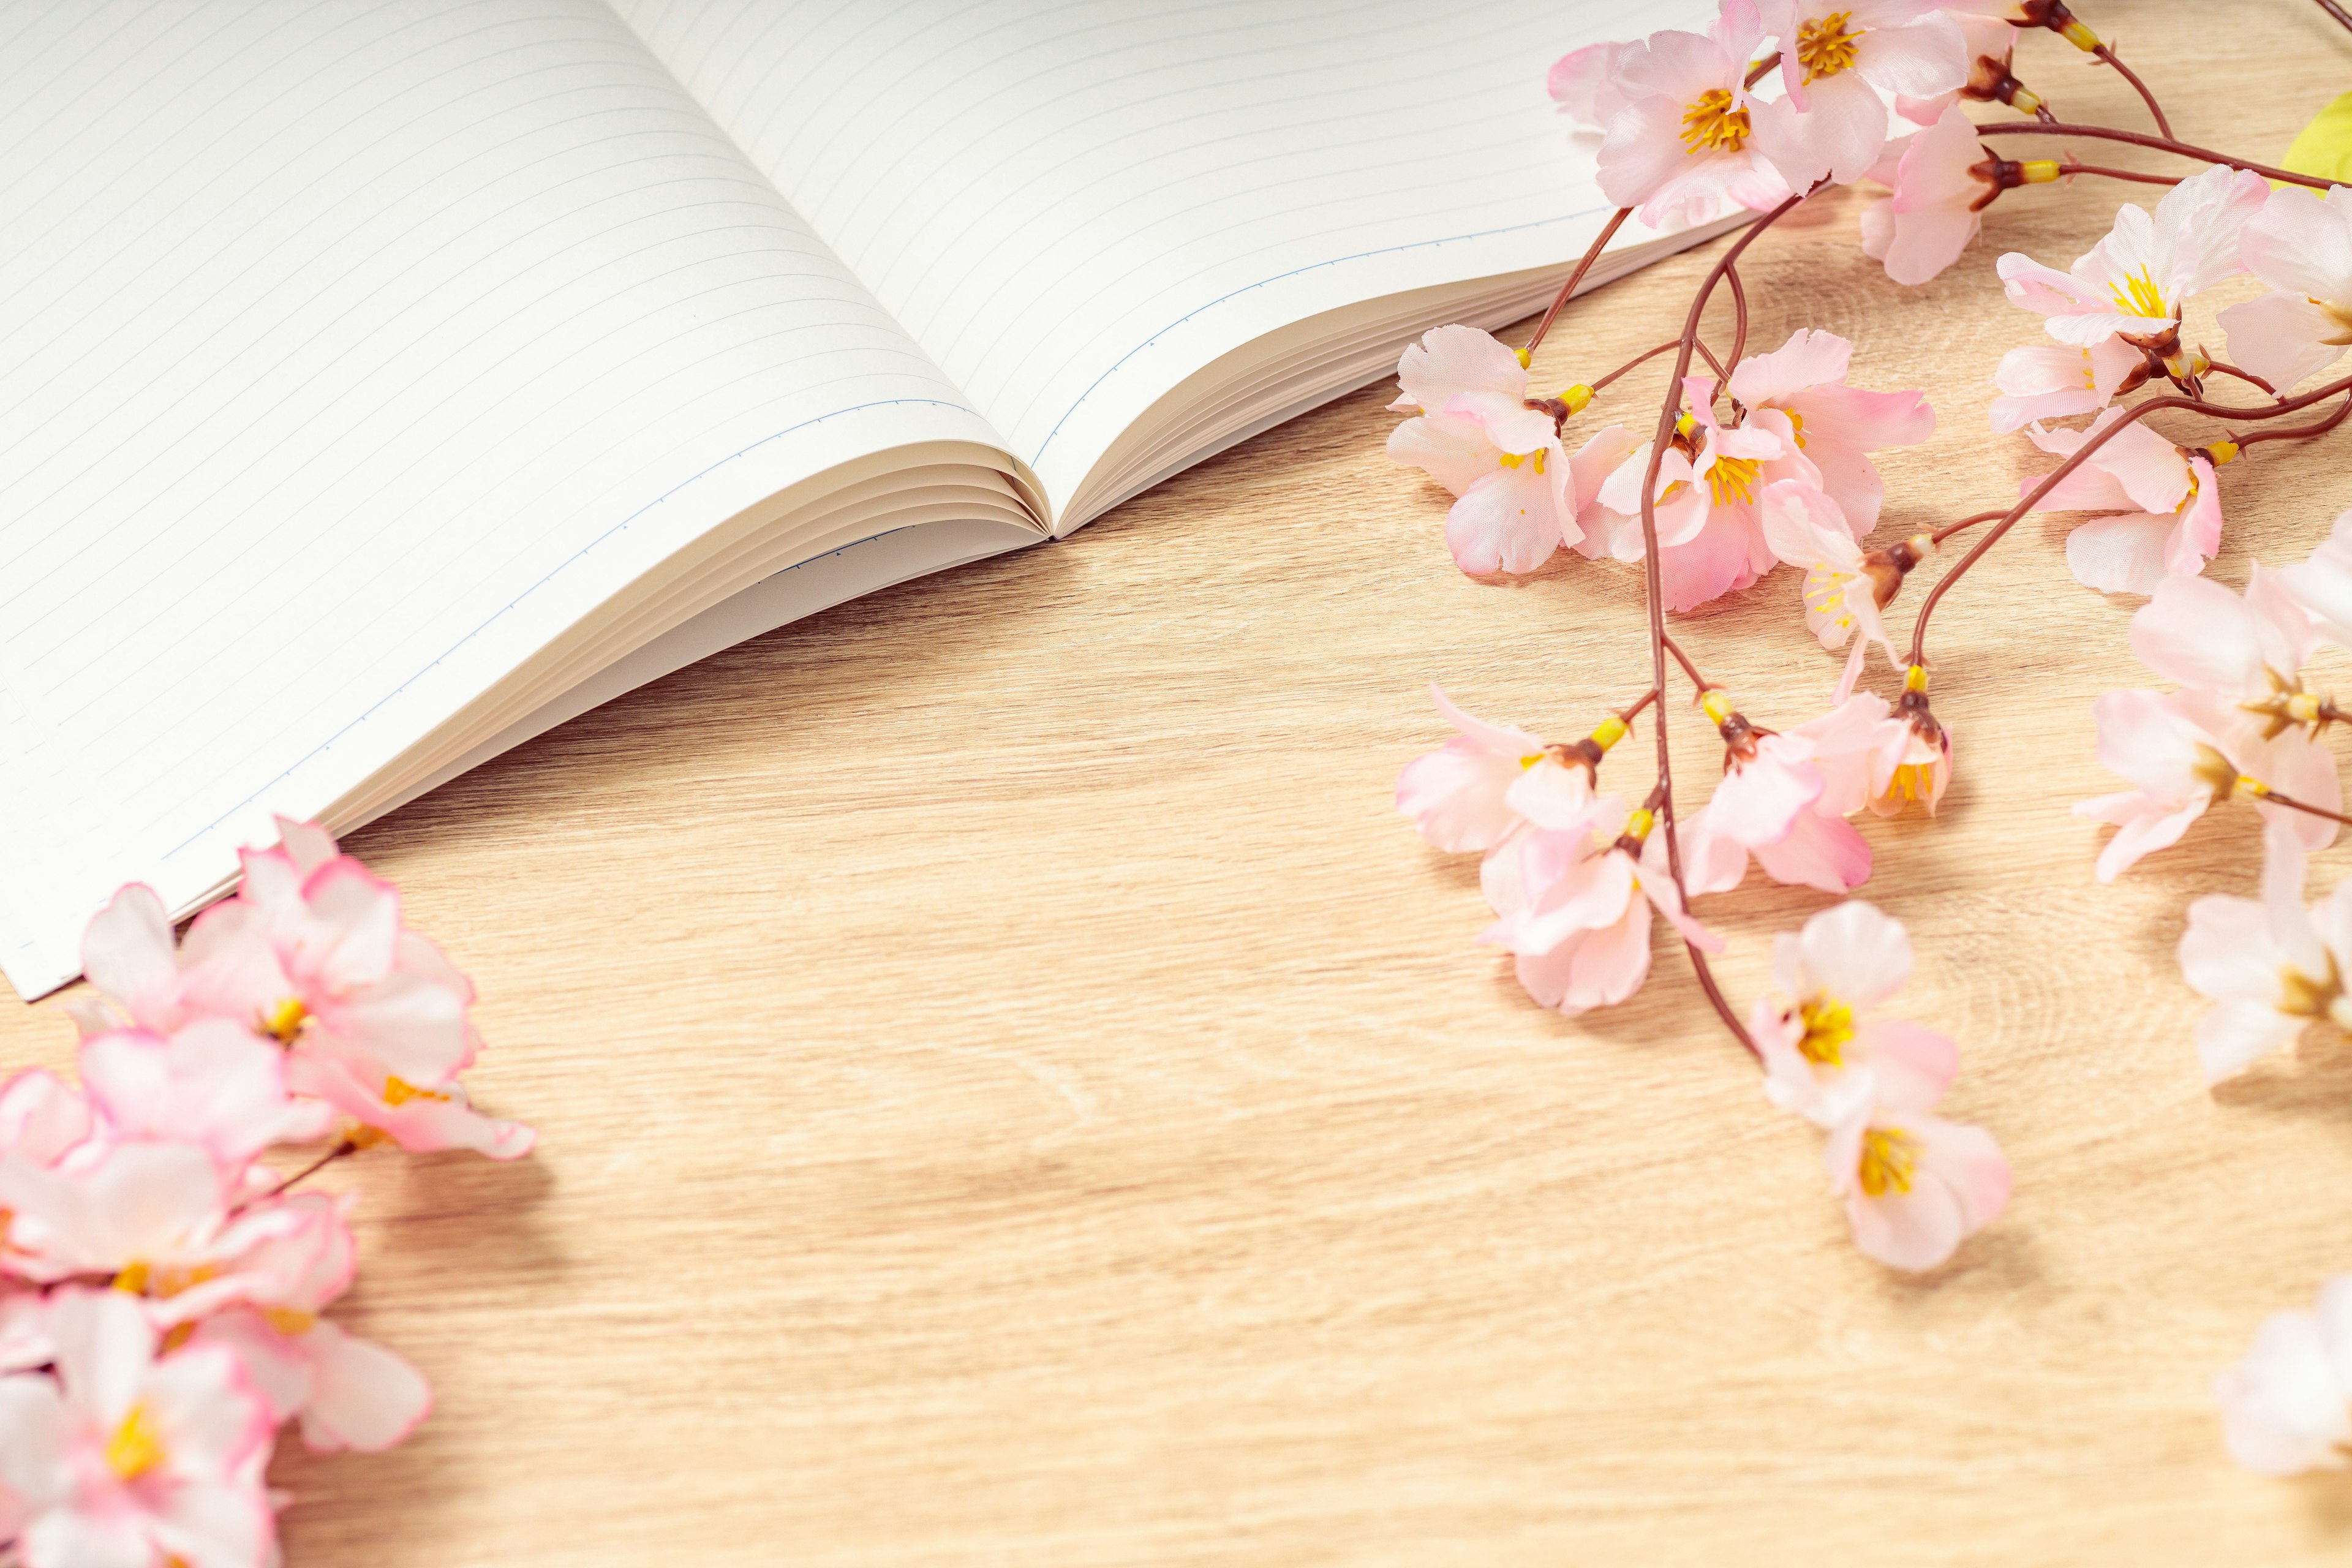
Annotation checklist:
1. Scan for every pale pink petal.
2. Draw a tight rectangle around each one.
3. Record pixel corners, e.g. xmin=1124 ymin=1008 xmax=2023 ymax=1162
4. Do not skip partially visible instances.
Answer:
xmin=1850 ymin=1017 xmax=1958 ymax=1112
xmin=296 ymin=1320 xmax=431 ymax=1453
xmin=1385 ymin=411 xmax=1495 ymax=497
xmin=2067 ymin=512 xmax=2181 ymax=595
xmin=1795 ymin=899 xmax=1913 ymax=1009
xmin=2218 ymin=1310 xmax=2352 ymax=1476
xmin=1390 ymin=324 xmax=1526 ymax=415
xmin=2217 ymin=290 xmax=2346 ymax=396
xmin=2198 ymin=1001 xmax=2311 ymax=1083
xmin=1750 ymin=807 xmax=1872 ymax=892
xmin=1548 ymin=40 xmax=1634 ymax=132
xmin=78 ymin=885 xmax=180 ymax=1031
xmin=1445 ymin=464 xmax=1568 ymax=576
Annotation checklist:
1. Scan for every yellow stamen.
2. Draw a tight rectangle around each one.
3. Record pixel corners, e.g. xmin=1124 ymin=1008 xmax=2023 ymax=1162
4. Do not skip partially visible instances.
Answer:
xmin=1797 ymin=993 xmax=1856 ymax=1067
xmin=1700 ymin=690 xmax=1736 ymax=726
xmin=111 ymin=1261 xmax=151 ymax=1295
xmin=2108 ymin=266 xmax=2168 ymax=320
xmin=2309 ymin=297 xmax=2352 ymax=347
xmin=263 ymin=1306 xmax=318 ymax=1336
xmin=1858 ymin=1127 xmax=1921 ymax=1197
xmin=1706 ymin=453 xmax=1761 ymax=506
xmin=1785 ymin=408 xmax=1807 ymax=448
xmin=1904 ymin=664 xmax=1929 ymax=693
xmin=1794 ymin=12 xmax=1861 ymax=81
xmin=382 ymin=1076 xmax=450 ymax=1109
xmin=1885 ymin=761 xmax=1936 ymax=803
xmin=1803 ymin=566 xmax=1857 ymax=632
xmin=1589 ymin=714 xmax=1629 ymax=752
xmin=262 ymin=997 xmax=309 ymax=1046
xmin=2207 ymin=437 xmax=2241 ymax=466
xmin=1678 ymin=88 xmax=1751 ymax=155
xmin=1514 ymin=346 xmax=1532 ymax=368
xmin=1675 ymin=411 xmax=1699 ymax=440
xmin=1621 ymin=808 xmax=1655 ymax=842
xmin=105 ymin=1402 xmax=167 ymax=1482
xmin=1496 ymin=448 xmax=1548 ymax=473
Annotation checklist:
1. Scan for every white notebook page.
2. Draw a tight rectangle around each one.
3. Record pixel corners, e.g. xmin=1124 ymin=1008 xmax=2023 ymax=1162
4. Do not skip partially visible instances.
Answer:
xmin=613 ymin=0 xmax=1716 ymax=520
xmin=0 ymin=0 xmax=1005 ymax=996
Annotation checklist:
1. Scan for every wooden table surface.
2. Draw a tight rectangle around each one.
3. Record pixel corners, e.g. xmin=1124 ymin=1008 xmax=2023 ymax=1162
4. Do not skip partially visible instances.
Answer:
xmin=11 ymin=4 xmax=2352 ymax=1561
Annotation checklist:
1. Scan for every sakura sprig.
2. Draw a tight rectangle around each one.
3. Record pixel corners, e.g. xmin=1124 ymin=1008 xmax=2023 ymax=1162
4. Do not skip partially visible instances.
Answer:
xmin=0 ymin=819 xmax=533 ymax=1568
xmin=1385 ymin=0 xmax=2352 ymax=1465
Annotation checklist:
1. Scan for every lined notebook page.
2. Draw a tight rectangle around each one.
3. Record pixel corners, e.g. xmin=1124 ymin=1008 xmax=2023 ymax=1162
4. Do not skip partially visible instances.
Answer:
xmin=612 ymin=0 xmax=1715 ymax=519
xmin=0 ymin=0 xmax=1003 ymax=996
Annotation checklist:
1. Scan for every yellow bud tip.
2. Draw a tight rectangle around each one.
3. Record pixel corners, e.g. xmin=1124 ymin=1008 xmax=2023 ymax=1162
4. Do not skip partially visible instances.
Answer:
xmin=1904 ymin=664 xmax=1929 ymax=693
xmin=1675 ymin=411 xmax=1698 ymax=439
xmin=2236 ymin=774 xmax=2270 ymax=799
xmin=2207 ymin=438 xmax=2241 ymax=466
xmin=2018 ymin=159 xmax=2063 ymax=185
xmin=1589 ymin=714 xmax=1629 ymax=752
xmin=2011 ymin=87 xmax=2045 ymax=115
xmin=1514 ymin=347 xmax=1532 ymax=368
xmin=1622 ymin=809 xmax=1655 ymax=842
xmin=1700 ymin=690 xmax=1736 ymax=726
xmin=1560 ymin=383 xmax=1594 ymax=416
xmin=2059 ymin=17 xmax=2100 ymax=50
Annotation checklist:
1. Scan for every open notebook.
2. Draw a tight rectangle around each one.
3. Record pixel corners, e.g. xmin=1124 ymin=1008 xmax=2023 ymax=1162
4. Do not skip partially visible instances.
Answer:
xmin=0 ymin=0 xmax=1722 ymax=998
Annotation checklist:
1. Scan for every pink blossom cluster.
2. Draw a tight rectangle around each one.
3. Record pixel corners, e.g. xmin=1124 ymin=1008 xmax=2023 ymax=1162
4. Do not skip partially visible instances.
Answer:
xmin=1388 ymin=323 xmax=1932 ymax=614
xmin=0 ymin=820 xmax=531 ymax=1567
xmin=1397 ymin=682 xmax=2000 ymax=1272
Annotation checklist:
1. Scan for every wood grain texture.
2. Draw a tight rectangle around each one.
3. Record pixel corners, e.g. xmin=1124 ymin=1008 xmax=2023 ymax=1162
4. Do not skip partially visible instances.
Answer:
xmin=10 ymin=4 xmax=2352 ymax=1560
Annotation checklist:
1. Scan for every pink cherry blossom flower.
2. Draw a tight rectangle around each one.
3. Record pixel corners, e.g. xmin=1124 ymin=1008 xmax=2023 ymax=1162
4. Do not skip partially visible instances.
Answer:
xmin=285 ymin=1045 xmax=536 ymax=1160
xmin=1999 ymin=163 xmax=2269 ymax=352
xmin=1988 ymin=336 xmax=2144 ymax=433
xmin=1823 ymin=1096 xmax=2008 ymax=1271
xmin=2217 ymin=183 xmax=2352 ymax=394
xmin=2020 ymin=409 xmax=2225 ymax=594
xmin=1564 ymin=423 xmax=1649 ymax=562
xmin=2216 ymin=1275 xmax=2352 ymax=1476
xmin=1863 ymin=672 xmax=1953 ymax=817
xmin=1858 ymin=104 xmax=1999 ymax=285
xmin=1756 ymin=479 xmax=1915 ymax=699
xmin=2180 ymin=819 xmax=2352 ymax=1082
xmin=1894 ymin=13 xmax=2027 ymax=124
xmin=1590 ymin=386 xmax=1798 ymax=611
xmin=0 ymin=1288 xmax=276 ymax=1568
xmin=1548 ymin=39 xmax=1635 ymax=134
xmin=1750 ymin=900 xmax=1959 ymax=1127
xmin=187 ymin=1194 xmax=429 ymax=1456
xmin=1396 ymin=686 xmax=1552 ymax=854
xmin=1596 ymin=0 xmax=1792 ymax=230
xmin=2075 ymin=689 xmax=2258 ymax=882
xmin=78 ymin=1020 xmax=330 ymax=1170
xmin=1385 ymin=326 xmax=1578 ymax=575
xmin=1682 ymin=690 xmax=1879 ymax=897
xmin=1727 ymin=328 xmax=1935 ymax=533
xmin=0 ymin=1071 xmax=91 ymax=1169
xmin=1482 ymin=799 xmax=1723 ymax=1017
xmin=1749 ymin=1 xmax=1966 ymax=189
xmin=0 ymin=1142 xmax=309 ymax=1322
xmin=2280 ymin=507 xmax=2352 ymax=648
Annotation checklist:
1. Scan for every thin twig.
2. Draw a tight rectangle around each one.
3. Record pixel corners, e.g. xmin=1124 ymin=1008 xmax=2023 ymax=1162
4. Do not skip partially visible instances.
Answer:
xmin=1662 ymin=634 xmax=1717 ymax=694
xmin=2313 ymin=0 xmax=2352 ymax=36
xmin=1524 ymin=208 xmax=1632 ymax=357
xmin=1590 ymin=339 xmax=1686 ymax=392
xmin=1929 ymin=510 xmax=2008 ymax=546
xmin=2204 ymin=360 xmax=2278 ymax=396
xmin=1620 ymin=686 xmax=1662 ymax=725
xmin=1724 ymin=262 xmax=1750 ymax=374
xmin=2091 ymin=43 xmax=2172 ymax=139
xmin=2062 ymin=160 xmax=2180 ymax=187
xmin=2250 ymin=783 xmax=2352 ymax=826
xmin=2236 ymin=393 xmax=2352 ymax=448
xmin=1976 ymin=121 xmax=2331 ymax=190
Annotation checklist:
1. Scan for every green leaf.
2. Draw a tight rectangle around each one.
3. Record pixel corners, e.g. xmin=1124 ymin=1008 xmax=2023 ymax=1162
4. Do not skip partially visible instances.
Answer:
xmin=2285 ymin=88 xmax=2352 ymax=184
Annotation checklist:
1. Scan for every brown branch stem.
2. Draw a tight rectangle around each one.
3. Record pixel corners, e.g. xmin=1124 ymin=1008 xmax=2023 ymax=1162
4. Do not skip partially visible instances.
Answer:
xmin=1976 ymin=121 xmax=2332 ymax=190
xmin=1524 ymin=208 xmax=1632 ymax=357
xmin=2090 ymin=43 xmax=2172 ymax=139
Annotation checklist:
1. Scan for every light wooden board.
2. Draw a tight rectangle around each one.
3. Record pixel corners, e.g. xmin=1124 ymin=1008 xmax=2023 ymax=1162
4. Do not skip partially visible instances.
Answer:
xmin=10 ymin=3 xmax=2352 ymax=1560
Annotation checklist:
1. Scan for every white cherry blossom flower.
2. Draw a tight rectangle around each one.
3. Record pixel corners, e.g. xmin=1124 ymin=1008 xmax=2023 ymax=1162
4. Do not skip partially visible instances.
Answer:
xmin=2218 ymin=182 xmax=2352 ymax=394
xmin=2180 ymin=819 xmax=2352 ymax=1082
xmin=1750 ymin=901 xmax=1959 ymax=1128
xmin=1999 ymin=163 xmax=2269 ymax=351
xmin=2217 ymin=1275 xmax=2352 ymax=1476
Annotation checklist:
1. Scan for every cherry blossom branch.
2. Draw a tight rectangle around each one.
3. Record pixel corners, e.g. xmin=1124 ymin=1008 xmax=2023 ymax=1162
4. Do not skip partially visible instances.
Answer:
xmin=1525 ymin=208 xmax=1632 ymax=357
xmin=2233 ymin=393 xmax=2352 ymax=448
xmin=1725 ymin=262 xmax=1751 ymax=374
xmin=2203 ymin=360 xmax=2278 ymax=396
xmin=1930 ymin=510 xmax=2009 ymax=546
xmin=2313 ymin=0 xmax=2352 ymax=36
xmin=2241 ymin=780 xmax=2352 ymax=826
xmin=1909 ymin=371 xmax=2352 ymax=665
xmin=1975 ymin=121 xmax=2333 ymax=190
xmin=1634 ymin=193 xmax=1809 ymax=1065
xmin=1591 ymin=339 xmax=1689 ymax=392
xmin=254 ymin=1139 xmax=358 ymax=1205
xmin=2090 ymin=43 xmax=2173 ymax=140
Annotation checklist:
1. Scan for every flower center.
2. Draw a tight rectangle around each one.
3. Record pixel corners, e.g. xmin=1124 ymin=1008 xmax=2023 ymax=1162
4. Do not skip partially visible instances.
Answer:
xmin=1882 ymin=760 xmax=1936 ymax=804
xmin=262 ymin=996 xmax=309 ymax=1046
xmin=1857 ymin=1127 xmax=1920 ymax=1198
xmin=105 ymin=1400 xmax=167 ymax=1482
xmin=1795 ymin=12 xmax=1862 ymax=81
xmin=1785 ymin=408 xmax=1807 ymax=448
xmin=1679 ymin=88 xmax=1750 ymax=155
xmin=263 ymin=1306 xmax=318 ymax=1336
xmin=1497 ymin=448 xmax=1548 ymax=473
xmin=1705 ymin=453 xmax=1761 ymax=506
xmin=1801 ymin=566 xmax=1858 ymax=633
xmin=2278 ymin=949 xmax=2350 ymax=1022
xmin=382 ymin=1074 xmax=450 ymax=1108
xmin=2310 ymin=296 xmax=2352 ymax=347
xmin=1797 ymin=993 xmax=1855 ymax=1066
xmin=2108 ymin=266 xmax=2168 ymax=320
